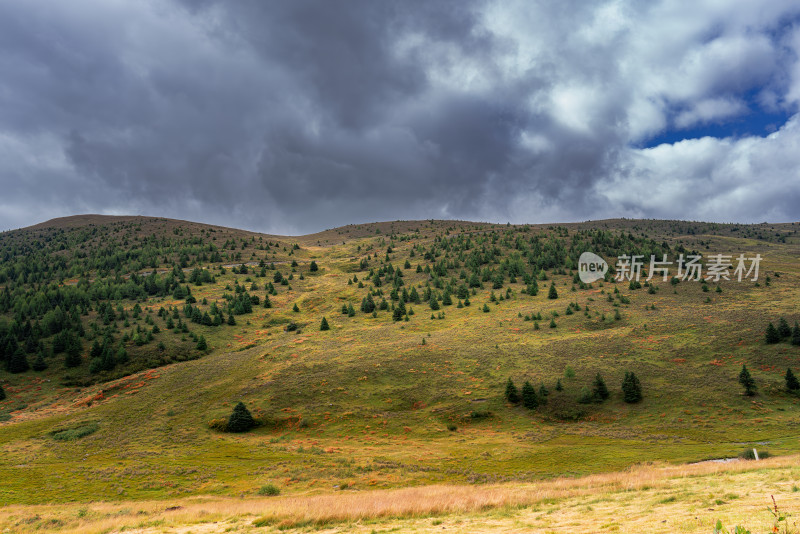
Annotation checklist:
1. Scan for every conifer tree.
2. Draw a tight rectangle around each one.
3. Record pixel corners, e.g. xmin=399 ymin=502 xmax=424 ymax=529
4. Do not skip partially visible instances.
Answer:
xmin=622 ymin=371 xmax=642 ymax=403
xmin=785 ymin=368 xmax=800 ymax=392
xmin=522 ymin=380 xmax=539 ymax=409
xmin=548 ymin=282 xmax=558 ymax=299
xmin=765 ymin=322 xmax=781 ymax=344
xmin=64 ymin=336 xmax=82 ymax=368
xmin=505 ymin=378 xmax=520 ymax=404
xmin=0 ymin=383 xmax=5 ymax=401
xmin=592 ymin=373 xmax=610 ymax=401
xmin=196 ymin=335 xmax=208 ymax=351
xmin=309 ymin=261 xmax=318 ymax=272
xmin=320 ymin=316 xmax=330 ymax=331
xmin=739 ymin=364 xmax=757 ymax=396
xmin=227 ymin=401 xmax=256 ymax=432
xmin=7 ymin=347 xmax=29 ymax=374
xmin=538 ymin=383 xmax=549 ymax=405
xmin=555 ymin=378 xmax=563 ymax=391
xmin=778 ymin=317 xmax=792 ymax=338
xmin=32 ymin=350 xmax=48 ymax=372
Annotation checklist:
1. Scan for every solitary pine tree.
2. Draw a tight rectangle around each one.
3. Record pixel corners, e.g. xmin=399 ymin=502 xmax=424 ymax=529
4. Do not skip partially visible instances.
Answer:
xmin=293 ymin=303 xmax=300 ymax=312
xmin=548 ymin=283 xmax=558 ymax=299
xmin=320 ymin=316 xmax=330 ymax=331
xmin=765 ymin=322 xmax=781 ymax=344
xmin=621 ymin=371 xmax=642 ymax=403
xmin=522 ymin=380 xmax=539 ymax=409
xmin=785 ymin=368 xmax=800 ymax=392
xmin=227 ymin=402 xmax=256 ymax=432
xmin=739 ymin=364 xmax=757 ymax=396
xmin=555 ymin=378 xmax=563 ymax=391
xmin=196 ymin=335 xmax=208 ymax=351
xmin=505 ymin=378 xmax=520 ymax=404
xmin=309 ymin=260 xmax=319 ymax=272
xmin=592 ymin=373 xmax=610 ymax=402
xmin=778 ymin=317 xmax=792 ymax=338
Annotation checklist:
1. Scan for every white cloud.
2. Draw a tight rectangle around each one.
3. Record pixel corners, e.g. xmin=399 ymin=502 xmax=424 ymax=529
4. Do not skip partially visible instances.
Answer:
xmin=674 ymin=98 xmax=747 ymax=129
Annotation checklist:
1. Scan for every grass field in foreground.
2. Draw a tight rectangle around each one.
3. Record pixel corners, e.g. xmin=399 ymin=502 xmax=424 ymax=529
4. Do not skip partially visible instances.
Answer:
xmin=0 ymin=455 xmax=798 ymax=533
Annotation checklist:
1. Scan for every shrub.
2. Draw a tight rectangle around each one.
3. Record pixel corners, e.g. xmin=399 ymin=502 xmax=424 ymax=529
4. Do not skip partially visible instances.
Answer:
xmin=739 ymin=448 xmax=770 ymax=460
xmin=50 ymin=422 xmax=99 ymax=441
xmin=447 ymin=423 xmax=457 ymax=431
xmin=469 ymin=410 xmax=491 ymax=420
xmin=208 ymin=418 xmax=228 ymax=432
xmin=257 ymin=483 xmax=281 ymax=496
xmin=577 ymin=386 xmax=593 ymax=404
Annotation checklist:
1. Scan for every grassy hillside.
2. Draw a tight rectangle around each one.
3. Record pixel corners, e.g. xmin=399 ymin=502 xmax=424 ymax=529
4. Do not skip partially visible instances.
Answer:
xmin=0 ymin=215 xmax=799 ymax=524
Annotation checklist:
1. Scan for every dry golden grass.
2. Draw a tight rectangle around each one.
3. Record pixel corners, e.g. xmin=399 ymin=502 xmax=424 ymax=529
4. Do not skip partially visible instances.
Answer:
xmin=2 ymin=455 xmax=798 ymax=533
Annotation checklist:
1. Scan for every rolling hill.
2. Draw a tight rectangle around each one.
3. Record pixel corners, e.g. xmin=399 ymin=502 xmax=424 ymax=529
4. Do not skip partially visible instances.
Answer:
xmin=1 ymin=215 xmax=799 ymax=532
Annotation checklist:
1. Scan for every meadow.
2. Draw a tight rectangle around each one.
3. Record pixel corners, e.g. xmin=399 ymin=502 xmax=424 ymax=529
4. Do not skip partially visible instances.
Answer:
xmin=1 ymin=215 xmax=799 ymax=532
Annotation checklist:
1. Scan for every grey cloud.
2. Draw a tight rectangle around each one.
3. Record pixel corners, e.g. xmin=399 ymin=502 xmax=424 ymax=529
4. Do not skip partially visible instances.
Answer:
xmin=1 ymin=0 xmax=799 ymax=233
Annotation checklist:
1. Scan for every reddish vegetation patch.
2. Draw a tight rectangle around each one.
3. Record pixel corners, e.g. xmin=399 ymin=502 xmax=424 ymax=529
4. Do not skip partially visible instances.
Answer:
xmin=672 ymin=358 xmax=687 ymax=364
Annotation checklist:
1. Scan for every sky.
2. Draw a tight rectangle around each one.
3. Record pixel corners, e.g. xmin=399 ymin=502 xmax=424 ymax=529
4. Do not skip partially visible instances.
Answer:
xmin=1 ymin=0 xmax=800 ymax=235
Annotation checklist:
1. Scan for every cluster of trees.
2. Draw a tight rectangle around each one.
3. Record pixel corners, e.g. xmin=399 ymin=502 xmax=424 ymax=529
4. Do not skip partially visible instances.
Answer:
xmin=765 ymin=318 xmax=800 ymax=345
xmin=504 ymin=378 xmax=550 ymax=409
xmin=504 ymin=370 xmax=642 ymax=409
xmin=350 ymin=225 xmax=670 ymax=318
xmin=0 ymin=220 xmax=283 ymax=382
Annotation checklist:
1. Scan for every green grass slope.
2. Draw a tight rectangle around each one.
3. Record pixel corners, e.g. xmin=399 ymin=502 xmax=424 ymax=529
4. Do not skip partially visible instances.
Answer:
xmin=0 ymin=216 xmax=799 ymax=506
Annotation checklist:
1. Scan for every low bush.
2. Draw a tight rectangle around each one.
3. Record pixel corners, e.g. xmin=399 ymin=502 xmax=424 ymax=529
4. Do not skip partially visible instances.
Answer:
xmin=257 ymin=483 xmax=280 ymax=496
xmin=50 ymin=422 xmax=99 ymax=441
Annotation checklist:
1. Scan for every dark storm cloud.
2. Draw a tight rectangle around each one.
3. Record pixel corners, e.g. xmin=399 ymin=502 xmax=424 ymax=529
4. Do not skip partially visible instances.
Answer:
xmin=1 ymin=0 xmax=800 ymax=233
